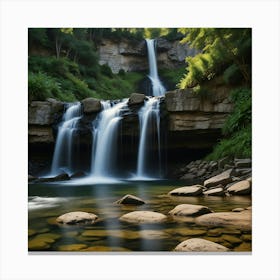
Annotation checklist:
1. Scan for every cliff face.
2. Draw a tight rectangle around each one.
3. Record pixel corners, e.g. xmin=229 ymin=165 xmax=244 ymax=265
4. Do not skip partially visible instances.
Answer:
xmin=97 ymin=38 xmax=198 ymax=73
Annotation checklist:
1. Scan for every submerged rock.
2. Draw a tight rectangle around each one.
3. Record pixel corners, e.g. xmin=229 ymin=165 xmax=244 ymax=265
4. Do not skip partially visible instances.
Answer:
xmin=28 ymin=174 xmax=37 ymax=182
xmin=36 ymin=173 xmax=70 ymax=182
xmin=195 ymin=210 xmax=252 ymax=231
xmin=58 ymin=244 xmax=88 ymax=251
xmin=56 ymin=211 xmax=98 ymax=225
xmin=115 ymin=194 xmax=145 ymax=205
xmin=119 ymin=211 xmax=167 ymax=224
xmin=168 ymin=204 xmax=212 ymax=217
xmin=203 ymin=187 xmax=224 ymax=196
xmin=174 ymin=238 xmax=229 ymax=252
xmin=168 ymin=185 xmax=203 ymax=196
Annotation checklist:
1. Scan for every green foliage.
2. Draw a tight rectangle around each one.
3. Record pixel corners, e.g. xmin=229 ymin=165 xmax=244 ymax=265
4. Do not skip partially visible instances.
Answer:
xmin=223 ymin=64 xmax=243 ymax=85
xmin=206 ymin=126 xmax=251 ymax=160
xmin=178 ymin=28 xmax=251 ymax=88
xmin=159 ymin=67 xmax=186 ymax=89
xmin=206 ymin=88 xmax=252 ymax=160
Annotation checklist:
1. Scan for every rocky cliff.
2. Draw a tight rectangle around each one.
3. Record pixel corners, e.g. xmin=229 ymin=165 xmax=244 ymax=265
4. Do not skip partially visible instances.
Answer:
xmin=97 ymin=38 xmax=198 ymax=73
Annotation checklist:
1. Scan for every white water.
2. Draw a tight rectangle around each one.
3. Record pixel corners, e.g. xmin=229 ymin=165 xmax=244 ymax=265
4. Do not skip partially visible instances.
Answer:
xmin=146 ymin=39 xmax=166 ymax=97
xmin=50 ymin=103 xmax=81 ymax=176
xmin=90 ymin=99 xmax=128 ymax=178
xmin=135 ymin=97 xmax=161 ymax=178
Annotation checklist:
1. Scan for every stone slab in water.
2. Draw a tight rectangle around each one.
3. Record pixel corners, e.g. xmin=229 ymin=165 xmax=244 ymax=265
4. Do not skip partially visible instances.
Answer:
xmin=81 ymin=98 xmax=101 ymax=114
xmin=115 ymin=194 xmax=145 ymax=205
xmin=195 ymin=210 xmax=252 ymax=231
xmin=203 ymin=187 xmax=224 ymax=196
xmin=119 ymin=211 xmax=167 ymax=224
xmin=128 ymin=93 xmax=146 ymax=105
xmin=227 ymin=180 xmax=251 ymax=195
xmin=168 ymin=204 xmax=212 ymax=217
xmin=168 ymin=185 xmax=203 ymax=196
xmin=174 ymin=238 xmax=229 ymax=252
xmin=56 ymin=211 xmax=98 ymax=225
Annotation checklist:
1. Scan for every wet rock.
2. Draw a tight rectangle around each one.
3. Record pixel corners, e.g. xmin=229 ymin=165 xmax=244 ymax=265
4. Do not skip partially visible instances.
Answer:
xmin=195 ymin=210 xmax=252 ymax=231
xmin=180 ymin=173 xmax=196 ymax=180
xmin=234 ymin=242 xmax=252 ymax=252
xmin=203 ymin=187 xmax=224 ymax=196
xmin=82 ymin=246 xmax=131 ymax=252
xmin=174 ymin=238 xmax=229 ymax=252
xmin=28 ymin=239 xmax=50 ymax=250
xmin=204 ymin=169 xmax=233 ymax=188
xmin=168 ymin=204 xmax=212 ymax=217
xmin=115 ymin=194 xmax=145 ymax=205
xmin=28 ymin=229 xmax=37 ymax=237
xmin=128 ymin=93 xmax=146 ymax=105
xmin=36 ymin=173 xmax=70 ymax=182
xmin=28 ymin=174 xmax=37 ymax=182
xmin=232 ymin=208 xmax=245 ymax=212
xmin=221 ymin=234 xmax=242 ymax=245
xmin=169 ymin=185 xmax=203 ymax=196
xmin=56 ymin=211 xmax=98 ymax=225
xmin=139 ymin=230 xmax=170 ymax=239
xmin=119 ymin=211 xmax=167 ymax=224
xmin=81 ymin=98 xmax=101 ymax=114
xmin=227 ymin=180 xmax=251 ymax=195
xmin=58 ymin=244 xmax=88 ymax=251
xmin=234 ymin=168 xmax=252 ymax=177
xmin=166 ymin=228 xmax=207 ymax=237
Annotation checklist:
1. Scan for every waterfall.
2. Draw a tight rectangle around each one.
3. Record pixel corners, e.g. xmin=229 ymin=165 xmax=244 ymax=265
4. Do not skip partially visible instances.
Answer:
xmin=50 ymin=102 xmax=82 ymax=176
xmin=146 ymin=39 xmax=166 ymax=97
xmin=90 ymin=99 xmax=128 ymax=178
xmin=136 ymin=97 xmax=161 ymax=178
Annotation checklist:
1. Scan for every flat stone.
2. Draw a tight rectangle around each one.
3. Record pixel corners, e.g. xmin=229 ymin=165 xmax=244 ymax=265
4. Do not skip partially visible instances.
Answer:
xmin=204 ymin=169 xmax=233 ymax=188
xmin=28 ymin=239 xmax=50 ymax=250
xmin=56 ymin=211 xmax=98 ymax=225
xmin=203 ymin=187 xmax=224 ymax=196
xmin=168 ymin=204 xmax=212 ymax=217
xmin=82 ymin=246 xmax=131 ymax=252
xmin=234 ymin=242 xmax=252 ymax=252
xmin=169 ymin=185 xmax=203 ymax=196
xmin=232 ymin=208 xmax=245 ymax=212
xmin=221 ymin=234 xmax=243 ymax=245
xmin=195 ymin=210 xmax=252 ymax=231
xmin=241 ymin=234 xmax=252 ymax=242
xmin=115 ymin=194 xmax=145 ymax=205
xmin=36 ymin=173 xmax=70 ymax=183
xmin=28 ymin=229 xmax=37 ymax=237
xmin=166 ymin=228 xmax=207 ymax=237
xmin=28 ymin=175 xmax=37 ymax=182
xmin=234 ymin=158 xmax=252 ymax=168
xmin=227 ymin=180 xmax=251 ymax=195
xmin=119 ymin=211 xmax=167 ymax=224
xmin=174 ymin=238 xmax=229 ymax=252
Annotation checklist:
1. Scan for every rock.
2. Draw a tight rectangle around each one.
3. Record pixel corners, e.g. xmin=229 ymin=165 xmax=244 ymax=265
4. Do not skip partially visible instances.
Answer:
xmin=221 ymin=234 xmax=242 ymax=245
xmin=58 ymin=244 xmax=88 ymax=251
xmin=180 ymin=173 xmax=196 ymax=180
xmin=81 ymin=98 xmax=101 ymax=114
xmin=119 ymin=211 xmax=167 ymax=224
xmin=46 ymin=98 xmax=64 ymax=113
xmin=196 ymin=210 xmax=252 ymax=231
xmin=174 ymin=238 xmax=229 ymax=252
xmin=28 ymin=125 xmax=54 ymax=144
xmin=232 ymin=208 xmax=245 ymax=212
xmin=36 ymin=173 xmax=70 ymax=182
xmin=28 ymin=229 xmax=37 ymax=237
xmin=218 ymin=157 xmax=230 ymax=169
xmin=166 ymin=228 xmax=207 ymax=236
xmin=234 ymin=158 xmax=252 ymax=168
xmin=233 ymin=168 xmax=252 ymax=177
xmin=196 ymin=168 xmax=207 ymax=177
xmin=204 ymin=169 xmax=233 ymax=188
xmin=203 ymin=187 xmax=224 ymax=196
xmin=168 ymin=204 xmax=212 ymax=217
xmin=128 ymin=93 xmax=146 ymax=105
xmin=115 ymin=194 xmax=145 ymax=205
xmin=56 ymin=211 xmax=98 ymax=225
xmin=28 ymin=239 xmax=50 ymax=250
xmin=234 ymin=242 xmax=252 ymax=252
xmin=28 ymin=101 xmax=54 ymax=125
xmin=169 ymin=185 xmax=203 ymax=196
xmin=227 ymin=180 xmax=251 ymax=195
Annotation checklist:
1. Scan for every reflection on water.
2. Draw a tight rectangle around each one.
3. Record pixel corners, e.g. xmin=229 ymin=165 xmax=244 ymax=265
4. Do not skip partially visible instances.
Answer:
xmin=28 ymin=180 xmax=252 ymax=252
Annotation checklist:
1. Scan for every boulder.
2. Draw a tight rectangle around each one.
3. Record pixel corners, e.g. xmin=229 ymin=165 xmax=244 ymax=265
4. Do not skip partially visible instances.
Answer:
xmin=204 ymin=169 xmax=233 ymax=188
xmin=174 ymin=238 xmax=229 ymax=252
xmin=169 ymin=185 xmax=203 ymax=196
xmin=128 ymin=93 xmax=146 ymax=105
xmin=227 ymin=180 xmax=251 ymax=195
xmin=195 ymin=210 xmax=252 ymax=231
xmin=168 ymin=204 xmax=212 ymax=217
xmin=28 ymin=101 xmax=53 ymax=125
xmin=28 ymin=174 xmax=37 ymax=182
xmin=203 ymin=187 xmax=224 ymax=196
xmin=81 ymin=98 xmax=101 ymax=114
xmin=46 ymin=98 xmax=64 ymax=113
xmin=119 ymin=211 xmax=167 ymax=224
xmin=115 ymin=194 xmax=145 ymax=205
xmin=56 ymin=211 xmax=98 ymax=225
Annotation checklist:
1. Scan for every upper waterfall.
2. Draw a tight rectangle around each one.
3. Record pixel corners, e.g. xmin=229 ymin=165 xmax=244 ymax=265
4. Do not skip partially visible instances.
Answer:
xmin=146 ymin=39 xmax=166 ymax=97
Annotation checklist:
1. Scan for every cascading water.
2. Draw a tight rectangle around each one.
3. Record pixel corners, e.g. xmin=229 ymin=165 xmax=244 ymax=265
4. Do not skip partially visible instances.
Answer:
xmin=90 ymin=99 xmax=128 ymax=178
xmin=136 ymin=97 xmax=161 ymax=178
xmin=146 ymin=39 xmax=166 ymax=97
xmin=50 ymin=102 xmax=82 ymax=176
